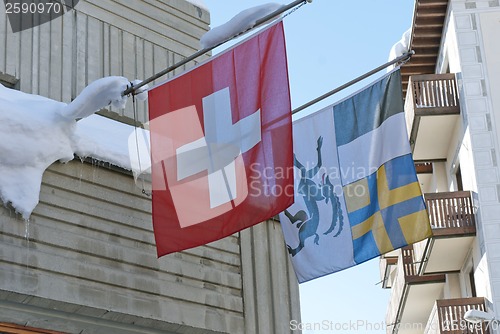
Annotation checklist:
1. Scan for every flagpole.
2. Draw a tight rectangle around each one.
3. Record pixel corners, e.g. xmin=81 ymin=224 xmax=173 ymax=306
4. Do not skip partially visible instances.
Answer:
xmin=291 ymin=50 xmax=415 ymax=115
xmin=123 ymin=0 xmax=311 ymax=96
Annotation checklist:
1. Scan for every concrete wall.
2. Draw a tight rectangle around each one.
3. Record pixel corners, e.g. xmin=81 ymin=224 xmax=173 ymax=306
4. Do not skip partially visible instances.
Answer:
xmin=0 ymin=1 xmax=302 ymax=333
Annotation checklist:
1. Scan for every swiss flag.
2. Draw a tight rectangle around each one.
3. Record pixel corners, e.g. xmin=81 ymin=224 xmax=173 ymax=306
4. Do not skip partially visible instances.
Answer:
xmin=148 ymin=22 xmax=293 ymax=256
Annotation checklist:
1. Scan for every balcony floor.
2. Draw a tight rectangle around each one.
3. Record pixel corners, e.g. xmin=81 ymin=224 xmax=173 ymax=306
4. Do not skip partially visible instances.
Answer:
xmin=421 ymin=235 xmax=475 ymax=275
xmin=396 ymin=279 xmax=446 ymax=334
xmin=412 ymin=115 xmax=460 ymax=160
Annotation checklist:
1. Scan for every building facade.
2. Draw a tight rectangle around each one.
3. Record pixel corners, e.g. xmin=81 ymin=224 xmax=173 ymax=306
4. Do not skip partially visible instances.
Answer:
xmin=0 ymin=1 xmax=301 ymax=333
xmin=380 ymin=0 xmax=500 ymax=333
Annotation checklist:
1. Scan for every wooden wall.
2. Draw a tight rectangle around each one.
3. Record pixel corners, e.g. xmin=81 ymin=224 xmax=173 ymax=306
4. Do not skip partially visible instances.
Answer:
xmin=0 ymin=0 xmax=210 ymax=123
xmin=0 ymin=161 xmax=300 ymax=333
xmin=0 ymin=1 xmax=302 ymax=332
xmin=0 ymin=161 xmax=240 ymax=333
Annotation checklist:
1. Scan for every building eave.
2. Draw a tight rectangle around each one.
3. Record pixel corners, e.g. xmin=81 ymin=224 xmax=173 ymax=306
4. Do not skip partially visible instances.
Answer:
xmin=401 ymin=0 xmax=449 ymax=97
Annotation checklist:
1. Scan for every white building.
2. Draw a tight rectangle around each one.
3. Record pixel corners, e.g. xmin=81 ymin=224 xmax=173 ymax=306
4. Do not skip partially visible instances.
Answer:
xmin=381 ymin=0 xmax=500 ymax=333
xmin=0 ymin=1 xmax=301 ymax=333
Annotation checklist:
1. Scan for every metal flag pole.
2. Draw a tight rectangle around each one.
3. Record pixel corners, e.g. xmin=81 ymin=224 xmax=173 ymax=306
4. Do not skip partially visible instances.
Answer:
xmin=123 ymin=0 xmax=311 ymax=96
xmin=291 ymin=50 xmax=415 ymax=115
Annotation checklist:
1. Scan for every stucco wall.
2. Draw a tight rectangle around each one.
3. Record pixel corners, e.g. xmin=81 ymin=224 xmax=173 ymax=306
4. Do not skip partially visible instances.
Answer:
xmin=446 ymin=0 xmax=500 ymax=326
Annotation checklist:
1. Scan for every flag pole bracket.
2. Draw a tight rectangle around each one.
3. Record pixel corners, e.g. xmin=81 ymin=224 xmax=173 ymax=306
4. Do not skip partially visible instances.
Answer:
xmin=292 ymin=50 xmax=415 ymax=115
xmin=122 ymin=0 xmax=310 ymax=96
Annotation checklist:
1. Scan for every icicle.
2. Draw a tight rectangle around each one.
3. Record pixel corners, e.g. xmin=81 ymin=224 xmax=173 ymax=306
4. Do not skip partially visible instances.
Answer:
xmin=25 ymin=218 xmax=30 ymax=269
xmin=90 ymin=158 xmax=97 ymax=182
xmin=24 ymin=218 xmax=30 ymax=239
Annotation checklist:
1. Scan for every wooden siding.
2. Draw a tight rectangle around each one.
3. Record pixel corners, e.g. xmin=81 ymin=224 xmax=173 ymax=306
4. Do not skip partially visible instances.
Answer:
xmin=0 ymin=161 xmax=300 ymax=333
xmin=0 ymin=0 xmax=210 ymax=123
xmin=240 ymin=222 xmax=302 ymax=334
xmin=0 ymin=161 xmax=241 ymax=333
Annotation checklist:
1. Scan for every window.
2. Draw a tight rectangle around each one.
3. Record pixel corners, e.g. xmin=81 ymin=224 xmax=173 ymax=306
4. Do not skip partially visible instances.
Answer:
xmin=456 ymin=164 xmax=464 ymax=191
xmin=469 ymin=269 xmax=477 ymax=297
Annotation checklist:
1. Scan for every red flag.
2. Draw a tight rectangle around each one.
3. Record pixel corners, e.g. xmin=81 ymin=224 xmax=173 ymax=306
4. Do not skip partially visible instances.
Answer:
xmin=148 ymin=22 xmax=293 ymax=256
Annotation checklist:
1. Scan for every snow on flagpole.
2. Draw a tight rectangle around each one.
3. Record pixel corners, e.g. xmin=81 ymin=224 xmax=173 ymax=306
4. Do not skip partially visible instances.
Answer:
xmin=291 ymin=50 xmax=415 ymax=115
xmin=123 ymin=0 xmax=311 ymax=97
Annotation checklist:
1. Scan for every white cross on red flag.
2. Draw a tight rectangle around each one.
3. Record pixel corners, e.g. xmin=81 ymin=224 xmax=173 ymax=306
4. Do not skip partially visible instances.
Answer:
xmin=148 ymin=21 xmax=293 ymax=256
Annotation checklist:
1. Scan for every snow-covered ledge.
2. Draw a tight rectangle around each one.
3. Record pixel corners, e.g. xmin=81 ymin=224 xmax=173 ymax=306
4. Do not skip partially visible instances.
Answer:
xmin=0 ymin=77 xmax=148 ymax=219
xmin=200 ymin=2 xmax=284 ymax=49
xmin=0 ymin=72 xmax=18 ymax=88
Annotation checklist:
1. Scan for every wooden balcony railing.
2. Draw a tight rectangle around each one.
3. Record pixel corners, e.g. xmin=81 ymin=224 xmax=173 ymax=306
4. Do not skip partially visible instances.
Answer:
xmin=435 ymin=298 xmax=490 ymax=333
xmin=402 ymin=246 xmax=418 ymax=278
xmin=405 ymin=74 xmax=461 ymax=152
xmin=409 ymin=74 xmax=460 ymax=114
xmin=401 ymin=246 xmax=445 ymax=284
xmin=425 ymin=191 xmax=476 ymax=237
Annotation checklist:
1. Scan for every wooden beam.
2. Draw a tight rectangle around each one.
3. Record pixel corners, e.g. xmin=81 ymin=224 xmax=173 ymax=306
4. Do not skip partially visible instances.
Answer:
xmin=415 ymin=162 xmax=433 ymax=174
xmin=0 ymin=323 xmax=66 ymax=334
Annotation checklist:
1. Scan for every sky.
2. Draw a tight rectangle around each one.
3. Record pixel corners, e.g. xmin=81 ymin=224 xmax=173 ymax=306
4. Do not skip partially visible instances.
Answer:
xmin=202 ymin=1 xmax=415 ymax=333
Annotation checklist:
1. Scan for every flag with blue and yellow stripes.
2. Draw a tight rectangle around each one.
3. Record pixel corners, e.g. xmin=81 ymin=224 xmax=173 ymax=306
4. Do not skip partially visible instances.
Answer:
xmin=279 ymin=69 xmax=432 ymax=283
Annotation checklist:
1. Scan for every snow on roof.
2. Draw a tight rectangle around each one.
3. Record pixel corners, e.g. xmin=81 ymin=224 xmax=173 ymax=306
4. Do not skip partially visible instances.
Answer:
xmin=74 ymin=114 xmax=151 ymax=177
xmin=388 ymin=28 xmax=411 ymax=71
xmin=186 ymin=0 xmax=208 ymax=11
xmin=200 ymin=2 xmax=283 ymax=49
xmin=0 ymin=77 xmax=148 ymax=219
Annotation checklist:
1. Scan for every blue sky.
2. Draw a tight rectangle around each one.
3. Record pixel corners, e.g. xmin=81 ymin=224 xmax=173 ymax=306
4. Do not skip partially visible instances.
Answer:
xmin=203 ymin=1 xmax=415 ymax=333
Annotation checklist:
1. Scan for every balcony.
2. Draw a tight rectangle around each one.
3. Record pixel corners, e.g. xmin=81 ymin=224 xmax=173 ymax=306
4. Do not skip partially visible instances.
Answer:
xmin=383 ymin=191 xmax=479 ymax=333
xmin=386 ymin=246 xmax=446 ymax=334
xmin=424 ymin=297 xmax=491 ymax=334
xmin=415 ymin=191 xmax=477 ymax=275
xmin=380 ymin=252 xmax=398 ymax=289
xmin=405 ymin=73 xmax=461 ymax=161
xmin=381 ymin=191 xmax=476 ymax=286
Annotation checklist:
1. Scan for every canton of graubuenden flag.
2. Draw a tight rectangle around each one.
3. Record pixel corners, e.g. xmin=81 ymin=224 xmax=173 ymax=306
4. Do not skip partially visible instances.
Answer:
xmin=279 ymin=69 xmax=432 ymax=283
